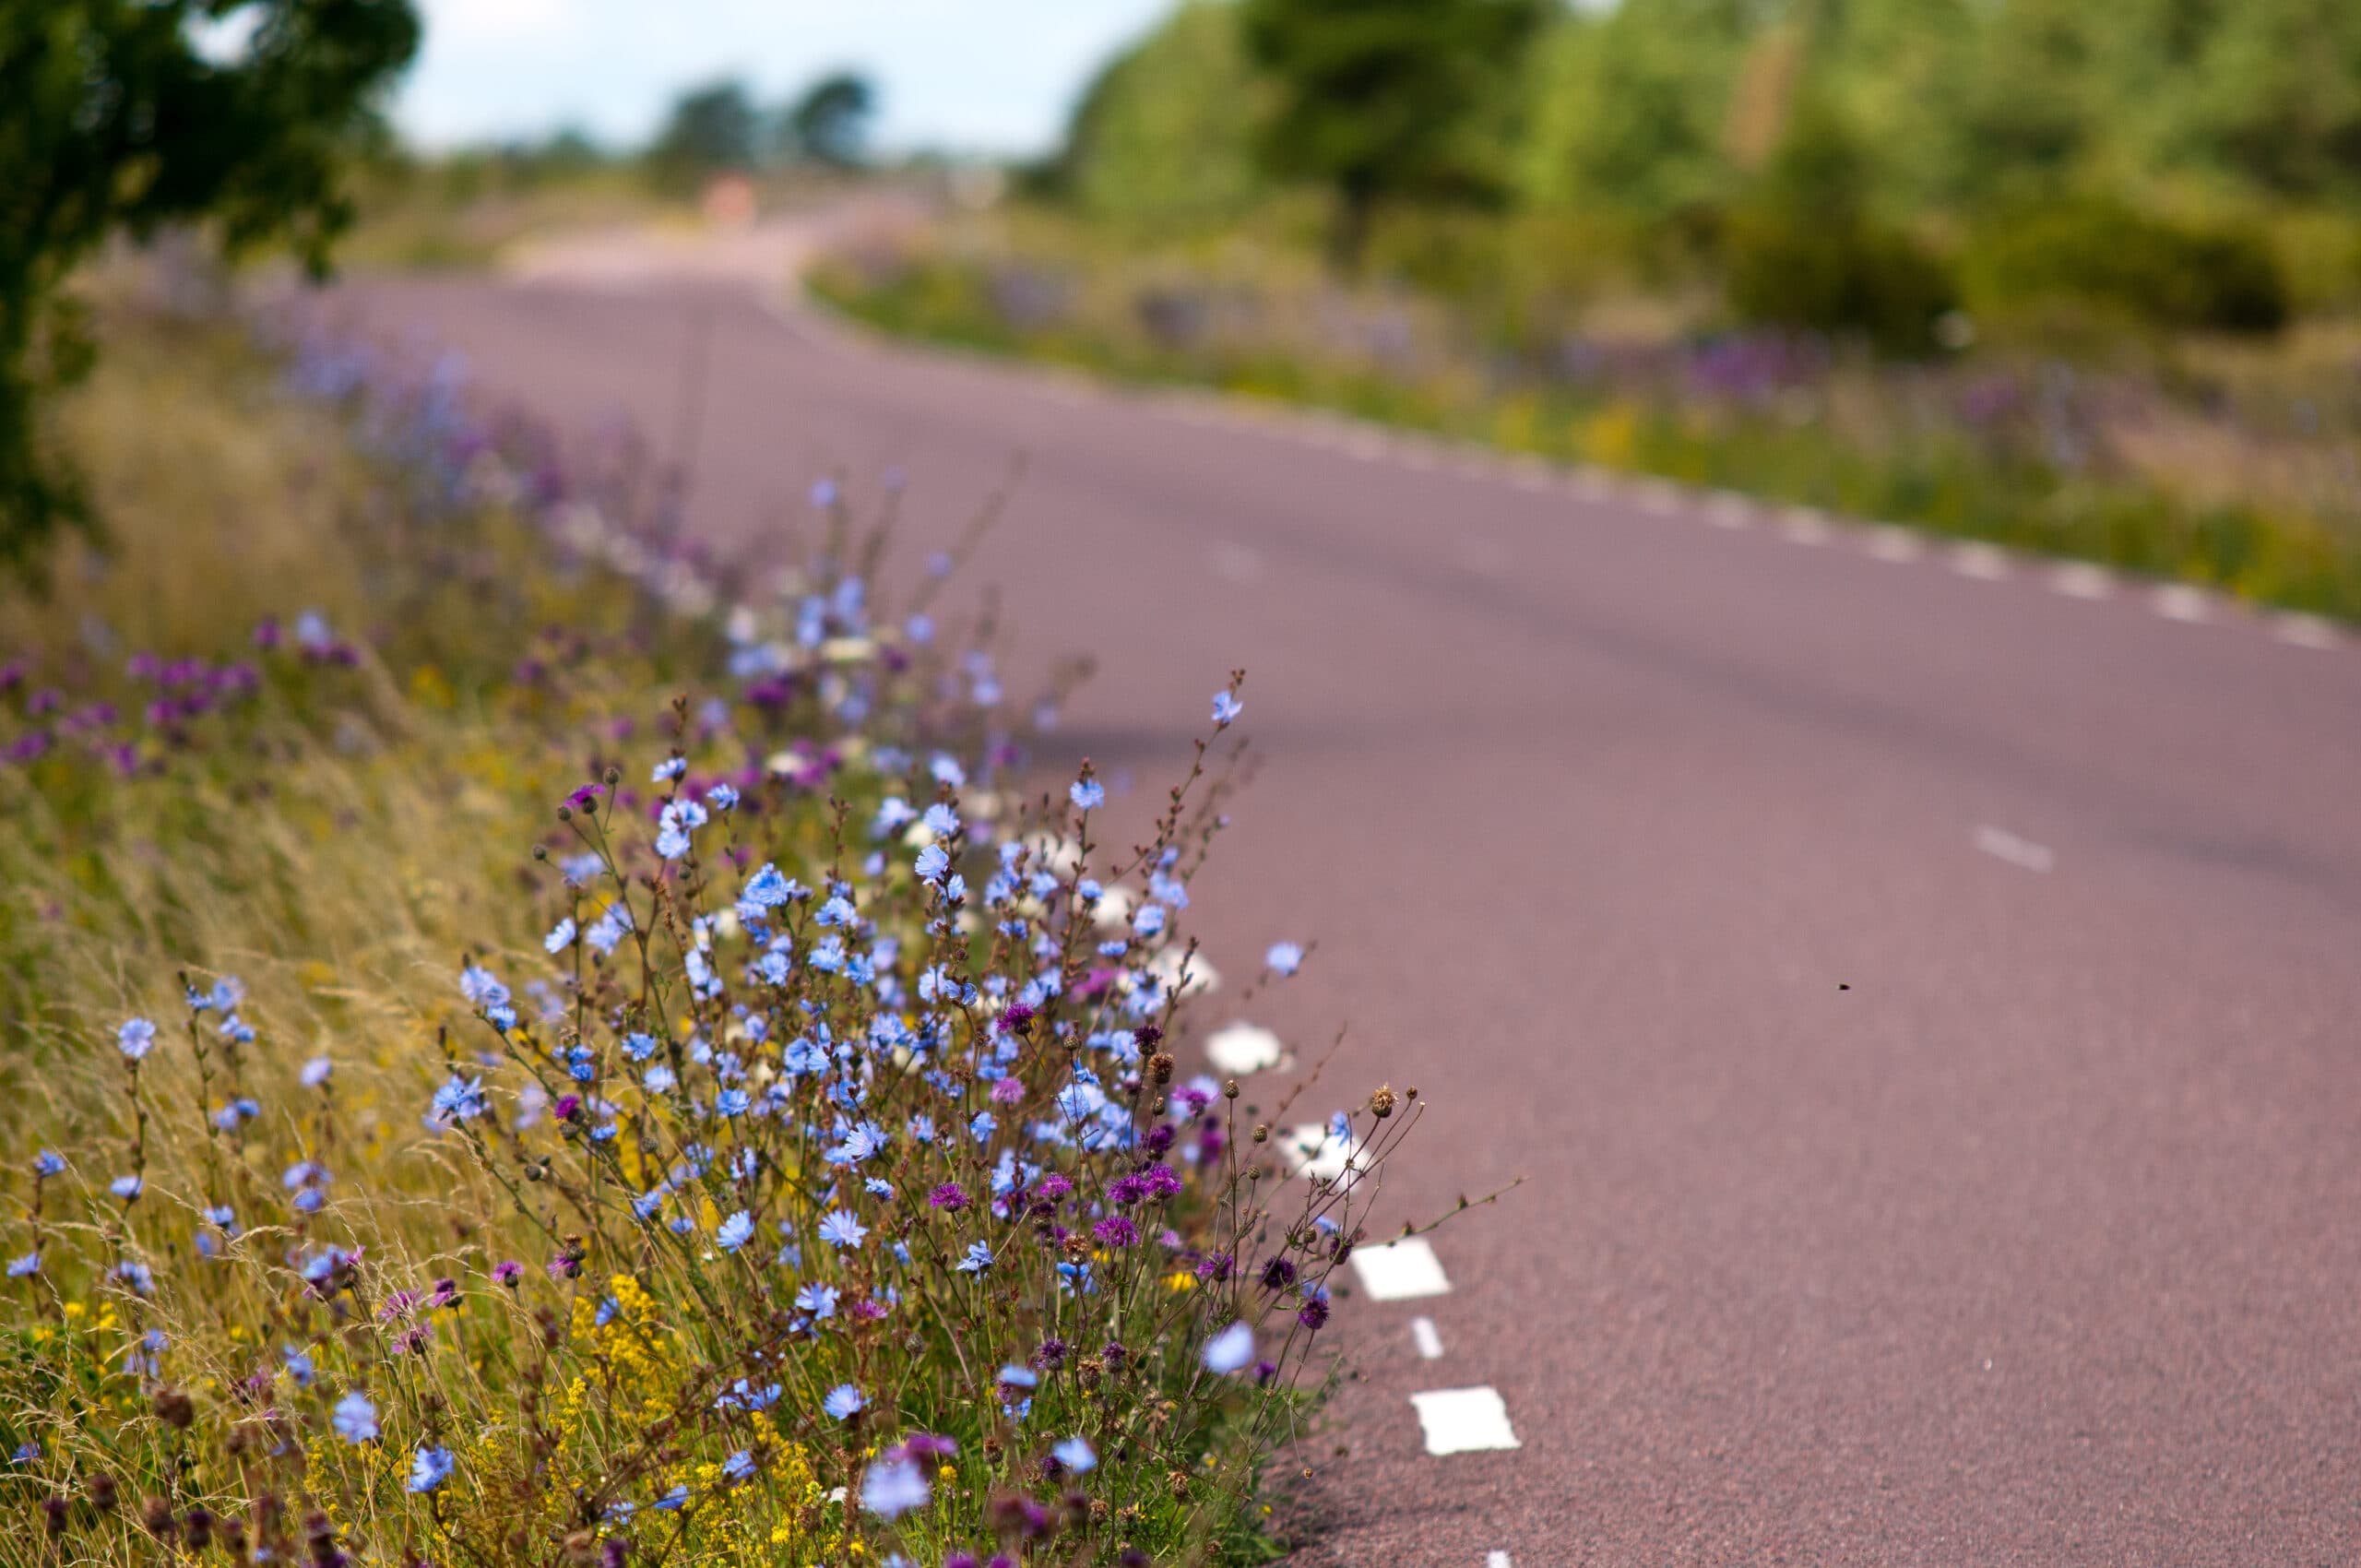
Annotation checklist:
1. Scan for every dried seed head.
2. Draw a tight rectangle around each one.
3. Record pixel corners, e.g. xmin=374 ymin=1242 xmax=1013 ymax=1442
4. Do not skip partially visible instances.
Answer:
xmin=153 ymin=1387 xmax=195 ymax=1429
xmin=140 ymin=1496 xmax=176 ymax=1540
xmin=1252 ymin=1124 xmax=1268 ymax=1143
xmin=1223 ymin=1079 xmax=1240 ymax=1099
xmin=1166 ymin=1467 xmax=1191 ymax=1501
xmin=87 ymin=1474 xmax=117 ymax=1512
xmin=1369 ymin=1084 xmax=1396 ymax=1119
xmin=1148 ymin=1053 xmax=1174 ymax=1084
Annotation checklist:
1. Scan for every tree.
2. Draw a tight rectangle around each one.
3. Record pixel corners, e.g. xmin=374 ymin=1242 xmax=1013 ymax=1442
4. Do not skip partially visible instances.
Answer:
xmin=1520 ymin=0 xmax=1760 ymax=220
xmin=1056 ymin=2 xmax=1268 ymax=230
xmin=1240 ymin=0 xmax=1548 ymax=269
xmin=645 ymin=78 xmax=762 ymax=190
xmin=0 ymin=0 xmax=420 ymax=578
xmin=780 ymin=71 xmax=877 ymax=169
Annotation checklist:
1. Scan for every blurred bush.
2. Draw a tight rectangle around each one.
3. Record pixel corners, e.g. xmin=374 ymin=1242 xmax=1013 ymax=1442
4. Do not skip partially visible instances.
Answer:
xmin=1721 ymin=92 xmax=1957 ymax=353
xmin=1724 ymin=210 xmax=1955 ymax=351
xmin=1963 ymin=203 xmax=2289 ymax=335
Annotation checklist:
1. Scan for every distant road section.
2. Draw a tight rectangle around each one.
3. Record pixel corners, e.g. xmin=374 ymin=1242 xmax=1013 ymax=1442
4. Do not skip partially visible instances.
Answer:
xmin=340 ymin=246 xmax=2361 ymax=1564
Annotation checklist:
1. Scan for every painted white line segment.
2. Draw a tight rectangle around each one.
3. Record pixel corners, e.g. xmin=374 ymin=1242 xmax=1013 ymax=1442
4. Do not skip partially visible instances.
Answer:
xmin=2273 ymin=613 xmax=2340 ymax=649
xmin=1867 ymin=526 xmax=1923 ymax=562
xmin=1283 ymin=1123 xmax=1357 ymax=1183
xmin=2153 ymin=585 xmax=2212 ymax=623
xmin=1704 ymin=492 xmax=1754 ymax=529
xmin=2048 ymin=562 xmax=2113 ymax=599
xmin=1488 ymin=1554 xmax=1513 ymax=1568
xmin=1350 ymin=1237 xmax=1453 ymax=1301
xmin=1411 ymin=1316 xmax=1445 ymax=1360
xmin=1204 ymin=1022 xmax=1287 ymax=1076
xmin=1951 ymin=542 xmax=2011 ymax=580
xmin=1780 ymin=505 xmax=1833 ymax=544
xmin=1410 ymin=1386 xmax=1521 ymax=1455
xmin=1635 ymin=481 xmax=1683 ymax=517
xmin=1975 ymin=825 xmax=2055 ymax=873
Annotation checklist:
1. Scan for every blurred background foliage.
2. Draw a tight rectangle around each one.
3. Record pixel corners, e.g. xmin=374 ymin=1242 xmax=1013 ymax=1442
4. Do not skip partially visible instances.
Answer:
xmin=809 ymin=0 xmax=2361 ymax=616
xmin=1031 ymin=0 xmax=2361 ymax=340
xmin=0 ymin=0 xmax=421 ymax=577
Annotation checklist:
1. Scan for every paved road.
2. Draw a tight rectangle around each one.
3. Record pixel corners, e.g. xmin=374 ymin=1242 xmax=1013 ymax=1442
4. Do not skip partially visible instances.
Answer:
xmin=340 ymin=272 xmax=2361 ymax=1565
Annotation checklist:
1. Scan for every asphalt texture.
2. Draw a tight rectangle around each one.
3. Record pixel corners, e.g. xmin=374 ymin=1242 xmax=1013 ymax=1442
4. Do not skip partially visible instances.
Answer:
xmin=338 ymin=273 xmax=2361 ymax=1565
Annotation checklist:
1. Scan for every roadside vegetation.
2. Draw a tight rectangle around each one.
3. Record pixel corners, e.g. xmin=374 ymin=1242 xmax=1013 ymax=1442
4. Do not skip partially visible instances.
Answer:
xmin=809 ymin=0 xmax=2361 ymax=620
xmin=0 ymin=285 xmax=1418 ymax=1565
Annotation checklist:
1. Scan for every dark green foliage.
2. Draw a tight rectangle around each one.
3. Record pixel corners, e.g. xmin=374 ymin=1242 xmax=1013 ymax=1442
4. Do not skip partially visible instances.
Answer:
xmin=1723 ymin=90 xmax=1957 ymax=351
xmin=1724 ymin=210 xmax=1956 ymax=350
xmin=779 ymin=72 xmax=876 ymax=169
xmin=644 ymin=78 xmax=763 ymax=190
xmin=0 ymin=0 xmax=419 ymax=580
xmin=1964 ymin=203 xmax=2289 ymax=334
xmin=1240 ymin=0 xmax=1548 ymax=267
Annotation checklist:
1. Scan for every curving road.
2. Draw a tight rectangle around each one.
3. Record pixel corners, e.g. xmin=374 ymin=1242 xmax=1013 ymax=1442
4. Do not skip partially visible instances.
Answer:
xmin=340 ymin=264 xmax=2361 ymax=1565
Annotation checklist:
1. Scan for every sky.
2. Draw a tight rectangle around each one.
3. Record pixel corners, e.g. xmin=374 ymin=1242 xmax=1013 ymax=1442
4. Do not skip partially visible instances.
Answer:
xmin=395 ymin=0 xmax=1176 ymax=157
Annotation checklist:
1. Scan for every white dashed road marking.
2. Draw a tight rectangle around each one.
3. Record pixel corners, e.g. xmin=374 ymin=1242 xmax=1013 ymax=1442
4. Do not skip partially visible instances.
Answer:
xmin=1350 ymin=1237 xmax=1453 ymax=1301
xmin=2048 ymin=562 xmax=2113 ymax=599
xmin=1283 ymin=1123 xmax=1356 ymax=1183
xmin=1410 ymin=1387 xmax=1521 ymax=1455
xmin=1705 ymin=492 xmax=1754 ymax=529
xmin=1635 ymin=481 xmax=1683 ymax=517
xmin=2274 ymin=613 xmax=2340 ymax=649
xmin=1866 ymin=526 xmax=1923 ymax=562
xmin=2153 ymin=585 xmax=2212 ymax=623
xmin=1951 ymin=542 xmax=2011 ymax=580
xmin=1410 ymin=1316 xmax=1445 ymax=1360
xmin=1488 ymin=1554 xmax=1513 ymax=1568
xmin=1974 ymin=825 xmax=2055 ymax=873
xmin=1780 ymin=506 xmax=1833 ymax=544
xmin=1204 ymin=1022 xmax=1287 ymax=1076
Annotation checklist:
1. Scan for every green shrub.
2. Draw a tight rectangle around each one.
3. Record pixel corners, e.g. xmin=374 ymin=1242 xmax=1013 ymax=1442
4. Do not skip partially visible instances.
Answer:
xmin=1723 ymin=208 xmax=1957 ymax=351
xmin=1963 ymin=203 xmax=2289 ymax=334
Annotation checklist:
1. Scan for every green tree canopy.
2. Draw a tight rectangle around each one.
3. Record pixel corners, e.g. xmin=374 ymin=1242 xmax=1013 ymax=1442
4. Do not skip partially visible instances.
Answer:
xmin=0 ymin=0 xmax=420 ymax=577
xmin=645 ymin=78 xmax=763 ymax=189
xmin=1058 ymin=1 xmax=1269 ymax=231
xmin=780 ymin=71 xmax=877 ymax=169
xmin=1240 ymin=0 xmax=1548 ymax=267
xmin=1519 ymin=0 xmax=1759 ymax=220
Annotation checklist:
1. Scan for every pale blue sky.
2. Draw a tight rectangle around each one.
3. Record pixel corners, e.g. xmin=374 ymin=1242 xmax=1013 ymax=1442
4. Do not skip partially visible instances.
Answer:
xmin=396 ymin=0 xmax=1177 ymax=155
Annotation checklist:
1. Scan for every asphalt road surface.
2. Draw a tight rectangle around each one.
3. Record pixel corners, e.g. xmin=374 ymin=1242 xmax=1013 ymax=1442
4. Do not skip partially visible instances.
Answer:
xmin=339 ymin=269 xmax=2361 ymax=1566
